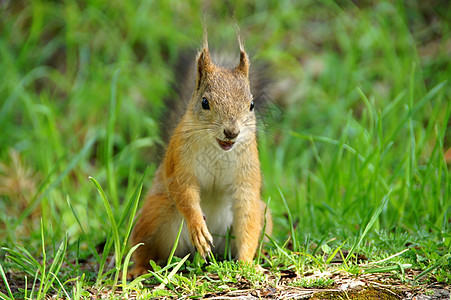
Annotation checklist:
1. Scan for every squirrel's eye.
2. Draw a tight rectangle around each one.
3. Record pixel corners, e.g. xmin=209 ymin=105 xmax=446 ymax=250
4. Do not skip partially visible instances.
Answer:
xmin=202 ymin=97 xmax=210 ymax=110
xmin=250 ymin=101 xmax=254 ymax=111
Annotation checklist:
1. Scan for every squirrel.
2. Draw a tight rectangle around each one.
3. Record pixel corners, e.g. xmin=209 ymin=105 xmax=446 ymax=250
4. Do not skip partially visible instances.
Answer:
xmin=128 ymin=36 xmax=272 ymax=278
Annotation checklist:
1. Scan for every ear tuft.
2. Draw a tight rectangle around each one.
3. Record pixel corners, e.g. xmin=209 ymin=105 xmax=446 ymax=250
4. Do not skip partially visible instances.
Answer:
xmin=234 ymin=34 xmax=250 ymax=77
xmin=196 ymin=47 xmax=213 ymax=90
xmin=235 ymin=48 xmax=250 ymax=77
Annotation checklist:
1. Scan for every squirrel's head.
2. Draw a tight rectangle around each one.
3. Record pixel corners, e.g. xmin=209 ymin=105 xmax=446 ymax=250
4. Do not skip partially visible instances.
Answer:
xmin=189 ymin=41 xmax=255 ymax=152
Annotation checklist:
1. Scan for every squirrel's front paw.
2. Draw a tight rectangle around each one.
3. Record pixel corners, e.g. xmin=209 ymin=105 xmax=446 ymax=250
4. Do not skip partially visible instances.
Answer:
xmin=189 ymin=222 xmax=214 ymax=259
xmin=127 ymin=265 xmax=148 ymax=280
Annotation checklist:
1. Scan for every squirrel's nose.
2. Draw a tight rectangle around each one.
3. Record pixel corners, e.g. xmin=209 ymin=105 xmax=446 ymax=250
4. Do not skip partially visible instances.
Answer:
xmin=224 ymin=128 xmax=239 ymax=140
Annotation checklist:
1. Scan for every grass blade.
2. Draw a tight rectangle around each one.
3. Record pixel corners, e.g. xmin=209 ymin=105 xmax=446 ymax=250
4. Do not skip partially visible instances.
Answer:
xmin=105 ymin=69 xmax=120 ymax=209
xmin=278 ymin=188 xmax=298 ymax=252
xmin=120 ymin=167 xmax=149 ymax=256
xmin=167 ymin=219 xmax=184 ymax=266
xmin=256 ymin=196 xmax=271 ymax=264
xmin=49 ymin=272 xmax=71 ymax=299
xmin=0 ymin=264 xmax=14 ymax=300
xmin=414 ymin=254 xmax=451 ymax=283
xmin=37 ymin=219 xmax=46 ymax=299
xmin=364 ymin=264 xmax=412 ymax=274
xmin=121 ymin=242 xmax=144 ymax=291
xmin=66 ymin=195 xmax=101 ymax=262
xmin=325 ymin=240 xmax=347 ymax=264
xmin=345 ymin=190 xmax=391 ymax=262
xmin=385 ymin=81 xmax=446 ymax=144
xmin=362 ymin=249 xmax=410 ymax=267
xmin=89 ymin=176 xmax=121 ymax=287
xmin=43 ymin=235 xmax=67 ymax=295
xmin=155 ymin=254 xmax=190 ymax=290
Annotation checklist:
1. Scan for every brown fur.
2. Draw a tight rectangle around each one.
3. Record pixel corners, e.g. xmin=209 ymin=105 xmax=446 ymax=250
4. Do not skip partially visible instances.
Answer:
xmin=129 ymin=38 xmax=272 ymax=279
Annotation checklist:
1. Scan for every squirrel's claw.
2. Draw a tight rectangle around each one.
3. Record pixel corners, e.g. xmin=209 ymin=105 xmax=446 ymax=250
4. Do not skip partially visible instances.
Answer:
xmin=189 ymin=221 xmax=213 ymax=260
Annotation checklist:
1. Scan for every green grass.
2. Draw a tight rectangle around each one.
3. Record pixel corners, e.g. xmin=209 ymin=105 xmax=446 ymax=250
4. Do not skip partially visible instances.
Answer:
xmin=1 ymin=0 xmax=450 ymax=298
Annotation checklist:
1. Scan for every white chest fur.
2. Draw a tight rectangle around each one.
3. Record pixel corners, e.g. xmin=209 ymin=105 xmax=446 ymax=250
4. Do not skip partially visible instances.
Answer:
xmin=194 ymin=141 xmax=238 ymax=197
xmin=194 ymin=141 xmax=239 ymax=191
xmin=193 ymin=140 xmax=241 ymax=251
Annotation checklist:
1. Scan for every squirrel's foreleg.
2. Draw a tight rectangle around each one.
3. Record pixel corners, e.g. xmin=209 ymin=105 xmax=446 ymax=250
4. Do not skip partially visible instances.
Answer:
xmin=168 ymin=179 xmax=214 ymax=259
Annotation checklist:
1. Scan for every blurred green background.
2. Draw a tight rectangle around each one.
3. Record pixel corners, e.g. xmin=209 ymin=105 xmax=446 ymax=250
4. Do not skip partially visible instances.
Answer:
xmin=0 ymin=0 xmax=450 ymax=252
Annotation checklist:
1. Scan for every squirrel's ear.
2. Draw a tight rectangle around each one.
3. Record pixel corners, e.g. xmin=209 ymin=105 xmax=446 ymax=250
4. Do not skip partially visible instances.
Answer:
xmin=196 ymin=47 xmax=212 ymax=90
xmin=234 ymin=49 xmax=250 ymax=77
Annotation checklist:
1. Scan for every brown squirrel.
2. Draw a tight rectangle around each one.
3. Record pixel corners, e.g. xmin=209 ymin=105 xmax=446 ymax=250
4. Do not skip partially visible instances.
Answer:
xmin=128 ymin=37 xmax=272 ymax=278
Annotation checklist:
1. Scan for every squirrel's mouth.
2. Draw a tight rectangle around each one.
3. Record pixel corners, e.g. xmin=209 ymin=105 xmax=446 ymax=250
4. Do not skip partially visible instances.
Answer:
xmin=216 ymin=139 xmax=235 ymax=151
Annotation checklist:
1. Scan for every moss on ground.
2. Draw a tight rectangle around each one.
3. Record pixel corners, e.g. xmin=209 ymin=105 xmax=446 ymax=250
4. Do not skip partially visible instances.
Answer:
xmin=312 ymin=287 xmax=401 ymax=300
